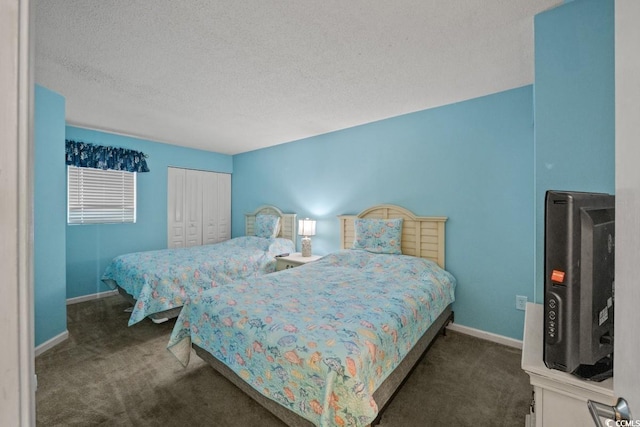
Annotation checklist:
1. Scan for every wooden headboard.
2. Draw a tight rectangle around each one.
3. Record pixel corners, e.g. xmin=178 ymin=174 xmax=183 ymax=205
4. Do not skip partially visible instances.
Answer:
xmin=245 ymin=205 xmax=297 ymax=248
xmin=338 ymin=204 xmax=447 ymax=268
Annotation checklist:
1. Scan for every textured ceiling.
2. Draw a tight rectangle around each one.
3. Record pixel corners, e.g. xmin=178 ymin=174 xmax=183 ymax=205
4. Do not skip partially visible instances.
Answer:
xmin=35 ymin=0 xmax=561 ymax=155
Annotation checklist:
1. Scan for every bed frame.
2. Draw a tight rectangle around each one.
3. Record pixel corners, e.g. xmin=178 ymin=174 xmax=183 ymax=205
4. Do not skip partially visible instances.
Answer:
xmin=338 ymin=204 xmax=447 ymax=268
xmin=245 ymin=204 xmax=297 ymax=247
xmin=193 ymin=204 xmax=453 ymax=426
xmin=115 ymin=205 xmax=297 ymax=323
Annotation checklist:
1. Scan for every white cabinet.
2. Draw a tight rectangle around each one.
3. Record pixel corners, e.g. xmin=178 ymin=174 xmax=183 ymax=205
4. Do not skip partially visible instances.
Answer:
xmin=167 ymin=167 xmax=231 ymax=248
xmin=521 ymin=303 xmax=615 ymax=427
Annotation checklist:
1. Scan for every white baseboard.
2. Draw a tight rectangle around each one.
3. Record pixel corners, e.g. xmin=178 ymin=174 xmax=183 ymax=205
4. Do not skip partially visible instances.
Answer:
xmin=35 ymin=330 xmax=69 ymax=357
xmin=446 ymin=322 xmax=523 ymax=349
xmin=36 ymin=290 xmax=119 ymax=356
xmin=66 ymin=289 xmax=118 ymax=305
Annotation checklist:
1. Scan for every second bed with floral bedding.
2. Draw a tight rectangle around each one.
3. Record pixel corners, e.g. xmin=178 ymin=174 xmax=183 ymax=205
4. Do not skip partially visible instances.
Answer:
xmin=102 ymin=235 xmax=295 ymax=325
xmin=102 ymin=206 xmax=297 ymax=325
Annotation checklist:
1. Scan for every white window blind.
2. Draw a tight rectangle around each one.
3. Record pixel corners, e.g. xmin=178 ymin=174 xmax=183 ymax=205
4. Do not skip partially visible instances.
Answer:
xmin=67 ymin=166 xmax=137 ymax=224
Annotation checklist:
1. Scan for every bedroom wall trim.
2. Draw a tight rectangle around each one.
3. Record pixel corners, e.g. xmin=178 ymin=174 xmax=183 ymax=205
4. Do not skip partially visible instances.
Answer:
xmin=66 ymin=289 xmax=118 ymax=305
xmin=34 ymin=330 xmax=69 ymax=357
xmin=447 ymin=323 xmax=523 ymax=349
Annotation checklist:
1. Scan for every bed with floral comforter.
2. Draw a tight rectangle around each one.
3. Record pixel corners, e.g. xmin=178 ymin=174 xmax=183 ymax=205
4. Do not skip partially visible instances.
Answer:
xmin=102 ymin=236 xmax=295 ymax=325
xmin=168 ymin=249 xmax=456 ymax=426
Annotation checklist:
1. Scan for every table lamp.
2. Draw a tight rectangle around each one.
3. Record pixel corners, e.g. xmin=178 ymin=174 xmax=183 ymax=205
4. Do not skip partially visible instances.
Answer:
xmin=298 ymin=218 xmax=316 ymax=257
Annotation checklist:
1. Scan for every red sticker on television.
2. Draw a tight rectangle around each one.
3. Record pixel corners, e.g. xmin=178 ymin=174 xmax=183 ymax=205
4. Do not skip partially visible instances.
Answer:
xmin=551 ymin=270 xmax=565 ymax=283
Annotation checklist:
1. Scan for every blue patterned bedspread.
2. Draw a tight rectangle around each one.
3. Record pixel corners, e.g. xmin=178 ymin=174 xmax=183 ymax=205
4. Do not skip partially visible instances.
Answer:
xmin=102 ymin=236 xmax=294 ymax=325
xmin=168 ymin=250 xmax=456 ymax=426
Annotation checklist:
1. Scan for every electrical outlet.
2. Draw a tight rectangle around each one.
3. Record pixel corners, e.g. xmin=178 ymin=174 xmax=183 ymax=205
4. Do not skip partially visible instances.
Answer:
xmin=516 ymin=295 xmax=528 ymax=311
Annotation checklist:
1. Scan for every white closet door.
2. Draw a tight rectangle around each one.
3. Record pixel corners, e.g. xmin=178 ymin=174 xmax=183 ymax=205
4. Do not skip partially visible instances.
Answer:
xmin=217 ymin=173 xmax=231 ymax=242
xmin=168 ymin=168 xmax=231 ymax=248
xmin=184 ymin=169 xmax=203 ymax=247
xmin=202 ymin=171 xmax=219 ymax=245
xmin=167 ymin=167 xmax=186 ymax=248
xmin=202 ymin=172 xmax=231 ymax=244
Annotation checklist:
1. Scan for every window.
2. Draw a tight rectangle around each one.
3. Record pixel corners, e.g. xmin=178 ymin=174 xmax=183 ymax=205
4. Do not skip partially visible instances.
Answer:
xmin=67 ymin=166 xmax=136 ymax=224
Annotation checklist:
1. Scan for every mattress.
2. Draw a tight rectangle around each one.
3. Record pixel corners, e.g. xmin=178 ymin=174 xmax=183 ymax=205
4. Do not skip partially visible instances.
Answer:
xmin=101 ymin=236 xmax=295 ymax=325
xmin=168 ymin=249 xmax=456 ymax=426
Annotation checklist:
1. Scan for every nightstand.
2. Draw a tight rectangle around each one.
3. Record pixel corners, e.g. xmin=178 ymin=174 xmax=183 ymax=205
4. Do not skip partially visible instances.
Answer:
xmin=275 ymin=252 xmax=322 ymax=271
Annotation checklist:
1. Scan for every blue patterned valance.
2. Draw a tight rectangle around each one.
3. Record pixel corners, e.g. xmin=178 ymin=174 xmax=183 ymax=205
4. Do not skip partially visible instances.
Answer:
xmin=65 ymin=140 xmax=150 ymax=172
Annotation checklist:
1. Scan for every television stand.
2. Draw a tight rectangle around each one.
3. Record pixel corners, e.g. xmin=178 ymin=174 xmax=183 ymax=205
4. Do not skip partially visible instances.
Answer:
xmin=521 ymin=303 xmax=615 ymax=426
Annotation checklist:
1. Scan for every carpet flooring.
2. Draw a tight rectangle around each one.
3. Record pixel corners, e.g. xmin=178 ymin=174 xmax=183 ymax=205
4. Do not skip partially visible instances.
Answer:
xmin=36 ymin=296 xmax=532 ymax=426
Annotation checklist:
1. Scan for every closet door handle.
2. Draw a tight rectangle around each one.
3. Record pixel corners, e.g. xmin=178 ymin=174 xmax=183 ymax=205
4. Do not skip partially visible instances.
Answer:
xmin=588 ymin=397 xmax=632 ymax=426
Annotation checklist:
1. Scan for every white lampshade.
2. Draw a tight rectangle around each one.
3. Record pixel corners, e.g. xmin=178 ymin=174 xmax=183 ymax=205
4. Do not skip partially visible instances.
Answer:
xmin=298 ymin=218 xmax=316 ymax=237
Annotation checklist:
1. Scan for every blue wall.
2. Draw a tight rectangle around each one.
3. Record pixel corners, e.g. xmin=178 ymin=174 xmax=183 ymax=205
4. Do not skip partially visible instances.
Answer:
xmin=65 ymin=127 xmax=233 ymax=299
xmin=34 ymin=85 xmax=67 ymax=346
xmin=231 ymin=0 xmax=615 ymax=341
xmin=533 ymin=0 xmax=615 ymax=302
xmin=233 ymin=86 xmax=535 ymax=340
xmin=33 ymin=0 xmax=615 ymax=346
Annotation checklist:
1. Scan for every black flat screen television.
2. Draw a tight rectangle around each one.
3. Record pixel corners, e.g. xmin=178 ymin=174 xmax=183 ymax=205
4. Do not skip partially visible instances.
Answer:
xmin=543 ymin=190 xmax=615 ymax=381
